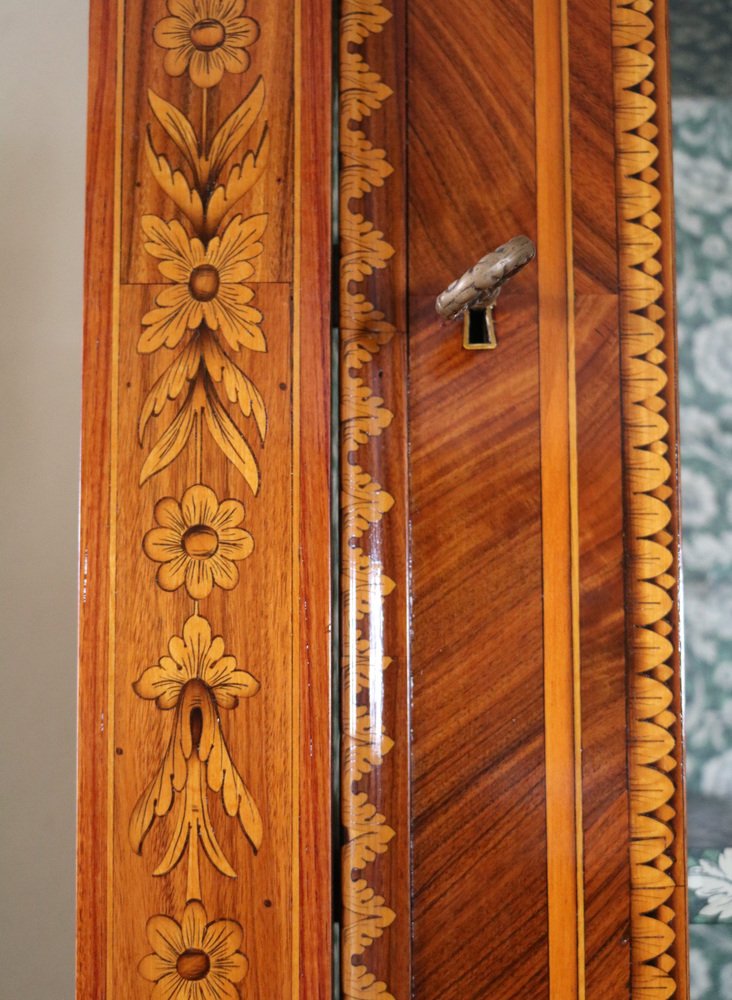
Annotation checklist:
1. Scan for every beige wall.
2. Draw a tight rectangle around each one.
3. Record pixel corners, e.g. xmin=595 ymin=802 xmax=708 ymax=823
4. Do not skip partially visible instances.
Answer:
xmin=0 ymin=1 xmax=87 ymax=995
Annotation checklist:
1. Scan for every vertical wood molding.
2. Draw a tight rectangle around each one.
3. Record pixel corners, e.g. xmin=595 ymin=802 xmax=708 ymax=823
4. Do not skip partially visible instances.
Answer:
xmin=77 ymin=1 xmax=117 ymax=993
xmin=339 ymin=0 xmax=407 ymax=996
xmin=611 ymin=2 xmax=688 ymax=998
xmin=294 ymin=0 xmax=334 ymax=995
xmin=534 ymin=0 xmax=585 ymax=995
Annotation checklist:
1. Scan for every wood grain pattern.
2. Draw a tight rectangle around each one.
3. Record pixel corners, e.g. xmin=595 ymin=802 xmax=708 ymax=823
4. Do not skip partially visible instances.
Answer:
xmin=78 ymin=0 xmax=332 ymax=995
xmin=78 ymin=0 xmax=689 ymax=995
xmin=402 ymin=0 xmax=687 ymax=997
xmin=408 ymin=8 xmax=546 ymax=995
xmin=565 ymin=3 xmax=633 ymax=998
xmin=295 ymin=0 xmax=334 ymax=991
xmin=409 ymin=293 xmax=548 ymax=1000
xmin=77 ymin=0 xmax=117 ymax=994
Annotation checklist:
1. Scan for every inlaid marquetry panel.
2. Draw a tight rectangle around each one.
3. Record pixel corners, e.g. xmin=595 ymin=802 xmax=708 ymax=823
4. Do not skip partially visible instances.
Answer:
xmin=78 ymin=1 xmax=332 ymax=996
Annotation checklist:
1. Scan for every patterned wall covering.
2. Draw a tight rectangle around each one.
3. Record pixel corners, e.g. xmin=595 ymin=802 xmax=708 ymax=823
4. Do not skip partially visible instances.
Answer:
xmin=672 ymin=1 xmax=732 ymax=994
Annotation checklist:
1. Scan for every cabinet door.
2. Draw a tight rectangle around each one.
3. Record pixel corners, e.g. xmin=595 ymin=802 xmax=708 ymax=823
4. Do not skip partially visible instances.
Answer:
xmin=338 ymin=1 xmax=688 ymax=998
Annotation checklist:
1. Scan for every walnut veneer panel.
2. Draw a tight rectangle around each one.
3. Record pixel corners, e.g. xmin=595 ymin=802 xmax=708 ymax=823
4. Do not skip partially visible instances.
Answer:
xmin=409 ymin=294 xmax=547 ymax=999
xmin=568 ymin=5 xmax=632 ymax=995
xmin=77 ymin=1 xmax=332 ymax=996
xmin=401 ymin=0 xmax=688 ymax=998
xmin=408 ymin=3 xmax=548 ymax=997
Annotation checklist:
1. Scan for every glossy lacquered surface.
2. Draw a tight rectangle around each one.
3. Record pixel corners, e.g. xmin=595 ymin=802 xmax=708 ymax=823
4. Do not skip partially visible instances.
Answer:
xmin=339 ymin=0 xmax=687 ymax=998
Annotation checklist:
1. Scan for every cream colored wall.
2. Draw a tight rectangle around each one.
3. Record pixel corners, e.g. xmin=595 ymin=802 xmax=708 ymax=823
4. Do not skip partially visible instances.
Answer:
xmin=0 ymin=1 xmax=87 ymax=995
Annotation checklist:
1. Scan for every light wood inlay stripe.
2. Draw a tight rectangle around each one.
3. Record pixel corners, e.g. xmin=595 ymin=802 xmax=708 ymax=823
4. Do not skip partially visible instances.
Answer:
xmin=534 ymin=1 xmax=585 ymax=996
xmin=106 ymin=2 xmax=124 ymax=994
xmin=292 ymin=0 xmax=301 ymax=990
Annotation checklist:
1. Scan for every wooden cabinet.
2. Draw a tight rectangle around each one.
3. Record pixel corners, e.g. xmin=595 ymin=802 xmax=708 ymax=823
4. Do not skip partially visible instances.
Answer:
xmin=78 ymin=1 xmax=686 ymax=997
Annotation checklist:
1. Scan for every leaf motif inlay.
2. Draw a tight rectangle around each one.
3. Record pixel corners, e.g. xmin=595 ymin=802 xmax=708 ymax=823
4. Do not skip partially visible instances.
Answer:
xmin=612 ymin=2 xmax=684 ymax=995
xmin=340 ymin=0 xmax=398 ymax=996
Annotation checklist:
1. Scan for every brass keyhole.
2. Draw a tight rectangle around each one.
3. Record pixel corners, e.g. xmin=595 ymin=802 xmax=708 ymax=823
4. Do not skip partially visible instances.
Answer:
xmin=463 ymin=307 xmax=497 ymax=350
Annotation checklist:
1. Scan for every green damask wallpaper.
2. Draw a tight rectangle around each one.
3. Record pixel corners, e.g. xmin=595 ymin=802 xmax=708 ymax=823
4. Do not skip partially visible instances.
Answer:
xmin=672 ymin=1 xmax=732 ymax=995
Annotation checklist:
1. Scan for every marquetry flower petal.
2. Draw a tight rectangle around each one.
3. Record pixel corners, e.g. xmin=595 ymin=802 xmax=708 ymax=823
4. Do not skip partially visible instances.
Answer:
xmin=131 ymin=660 xmax=184 ymax=710
xmin=140 ymin=214 xmax=267 ymax=353
xmin=154 ymin=0 xmax=260 ymax=90
xmin=139 ymin=901 xmax=248 ymax=999
xmin=144 ymin=484 xmax=254 ymax=600
xmin=200 ymin=654 xmax=257 ymax=709
xmin=134 ymin=613 xmax=259 ymax=709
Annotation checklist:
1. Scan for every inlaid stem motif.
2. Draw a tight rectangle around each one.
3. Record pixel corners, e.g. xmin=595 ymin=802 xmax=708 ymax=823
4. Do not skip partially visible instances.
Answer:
xmin=130 ymin=1 xmax=270 ymax=994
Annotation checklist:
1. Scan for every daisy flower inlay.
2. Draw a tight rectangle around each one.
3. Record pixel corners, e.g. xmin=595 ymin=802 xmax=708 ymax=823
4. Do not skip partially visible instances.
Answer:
xmin=140 ymin=213 xmax=267 ymax=354
xmin=144 ymin=484 xmax=253 ymax=600
xmin=154 ymin=0 xmax=259 ymax=90
xmin=139 ymin=900 xmax=248 ymax=999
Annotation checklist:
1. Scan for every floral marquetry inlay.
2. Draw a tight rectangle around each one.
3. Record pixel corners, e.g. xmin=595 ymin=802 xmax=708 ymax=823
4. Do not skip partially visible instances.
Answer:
xmin=126 ymin=0 xmax=272 ymax=992
xmin=154 ymin=0 xmax=260 ymax=88
xmin=130 ymin=614 xmax=262 ymax=903
xmin=143 ymin=485 xmax=254 ymax=599
xmin=139 ymin=900 xmax=249 ymax=999
xmin=140 ymin=213 xmax=267 ymax=355
xmin=139 ymin=40 xmax=268 ymax=491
